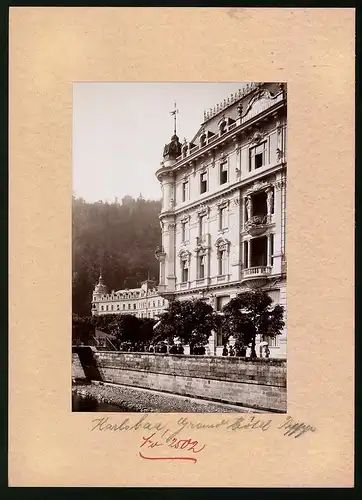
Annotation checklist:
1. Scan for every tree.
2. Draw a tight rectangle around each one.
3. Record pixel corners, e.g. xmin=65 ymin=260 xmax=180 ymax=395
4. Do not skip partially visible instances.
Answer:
xmin=221 ymin=290 xmax=285 ymax=358
xmin=138 ymin=318 xmax=157 ymax=345
xmin=154 ymin=299 xmax=218 ymax=351
xmin=72 ymin=314 xmax=95 ymax=345
xmin=117 ymin=314 xmax=141 ymax=343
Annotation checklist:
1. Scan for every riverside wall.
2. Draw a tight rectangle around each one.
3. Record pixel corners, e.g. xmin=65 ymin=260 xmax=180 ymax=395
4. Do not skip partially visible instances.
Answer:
xmin=72 ymin=348 xmax=287 ymax=412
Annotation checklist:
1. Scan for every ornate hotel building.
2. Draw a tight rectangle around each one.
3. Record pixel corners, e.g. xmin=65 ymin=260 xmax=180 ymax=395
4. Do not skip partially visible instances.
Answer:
xmin=91 ymin=276 xmax=169 ymax=319
xmin=155 ymin=82 xmax=287 ymax=358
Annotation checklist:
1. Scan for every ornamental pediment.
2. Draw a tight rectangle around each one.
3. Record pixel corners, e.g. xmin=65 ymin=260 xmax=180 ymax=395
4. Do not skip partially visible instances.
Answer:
xmin=214 ymin=236 xmax=230 ymax=252
xmin=196 ymin=203 xmax=210 ymax=216
xmin=178 ymin=249 xmax=191 ymax=261
xmin=242 ymin=89 xmax=276 ymax=123
xmin=216 ymin=197 xmax=230 ymax=209
xmin=245 ymin=180 xmax=271 ymax=195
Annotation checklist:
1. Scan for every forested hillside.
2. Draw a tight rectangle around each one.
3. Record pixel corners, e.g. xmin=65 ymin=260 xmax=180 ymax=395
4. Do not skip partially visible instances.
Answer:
xmin=72 ymin=195 xmax=162 ymax=315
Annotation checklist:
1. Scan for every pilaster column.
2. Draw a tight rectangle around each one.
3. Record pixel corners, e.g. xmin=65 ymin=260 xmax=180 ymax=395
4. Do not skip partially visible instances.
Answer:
xmin=267 ymin=234 xmax=272 ymax=267
xmin=166 ymin=221 xmax=176 ymax=291
xmin=242 ymin=196 xmax=246 ymax=230
xmin=247 ymin=239 xmax=251 ymax=268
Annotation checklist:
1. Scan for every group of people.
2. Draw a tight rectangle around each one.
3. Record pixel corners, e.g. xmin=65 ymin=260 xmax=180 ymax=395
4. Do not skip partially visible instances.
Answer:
xmin=117 ymin=341 xmax=270 ymax=358
xmin=222 ymin=343 xmax=270 ymax=358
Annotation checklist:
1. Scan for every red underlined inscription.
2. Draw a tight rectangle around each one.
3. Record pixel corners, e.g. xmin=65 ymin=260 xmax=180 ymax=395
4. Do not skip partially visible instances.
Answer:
xmin=139 ymin=452 xmax=197 ymax=463
xmin=138 ymin=432 xmax=206 ymax=463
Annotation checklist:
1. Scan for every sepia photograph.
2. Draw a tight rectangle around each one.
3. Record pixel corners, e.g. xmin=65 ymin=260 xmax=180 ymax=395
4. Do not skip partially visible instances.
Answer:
xmin=72 ymin=82 xmax=287 ymax=414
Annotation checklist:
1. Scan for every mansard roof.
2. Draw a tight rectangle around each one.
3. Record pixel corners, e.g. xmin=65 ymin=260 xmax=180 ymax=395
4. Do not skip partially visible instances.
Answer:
xmin=190 ymin=82 xmax=281 ymax=145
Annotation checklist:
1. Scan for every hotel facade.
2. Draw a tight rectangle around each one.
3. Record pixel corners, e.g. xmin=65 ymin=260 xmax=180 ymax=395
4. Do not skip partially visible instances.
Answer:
xmin=155 ymin=82 xmax=287 ymax=358
xmin=91 ymin=276 xmax=169 ymax=320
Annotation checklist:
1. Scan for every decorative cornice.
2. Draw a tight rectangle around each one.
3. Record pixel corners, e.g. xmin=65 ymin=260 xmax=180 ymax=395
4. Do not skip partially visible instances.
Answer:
xmin=169 ymin=99 xmax=286 ymax=175
xmin=170 ymin=162 xmax=284 ymax=219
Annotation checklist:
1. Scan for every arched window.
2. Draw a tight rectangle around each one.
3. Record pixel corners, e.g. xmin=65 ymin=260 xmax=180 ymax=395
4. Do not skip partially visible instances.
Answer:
xmin=219 ymin=121 xmax=227 ymax=135
xmin=215 ymin=237 xmax=230 ymax=276
xmin=200 ymin=134 xmax=206 ymax=148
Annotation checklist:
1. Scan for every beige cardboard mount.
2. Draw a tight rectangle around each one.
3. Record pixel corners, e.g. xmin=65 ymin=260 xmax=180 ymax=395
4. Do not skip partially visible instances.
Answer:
xmin=9 ymin=7 xmax=354 ymax=487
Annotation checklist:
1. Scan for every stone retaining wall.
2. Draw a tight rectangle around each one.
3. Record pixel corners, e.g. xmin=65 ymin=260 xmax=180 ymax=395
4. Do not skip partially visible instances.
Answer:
xmin=72 ymin=349 xmax=287 ymax=412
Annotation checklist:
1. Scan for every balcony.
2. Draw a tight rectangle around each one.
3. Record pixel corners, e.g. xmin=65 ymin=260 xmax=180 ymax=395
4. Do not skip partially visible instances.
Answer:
xmin=242 ymin=266 xmax=272 ymax=289
xmin=244 ymin=215 xmax=269 ymax=236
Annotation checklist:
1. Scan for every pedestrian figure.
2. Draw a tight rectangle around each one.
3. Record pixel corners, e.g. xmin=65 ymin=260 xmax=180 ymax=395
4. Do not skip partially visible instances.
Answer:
xmin=229 ymin=345 xmax=235 ymax=357
xmin=245 ymin=344 xmax=252 ymax=358
xmin=222 ymin=345 xmax=228 ymax=356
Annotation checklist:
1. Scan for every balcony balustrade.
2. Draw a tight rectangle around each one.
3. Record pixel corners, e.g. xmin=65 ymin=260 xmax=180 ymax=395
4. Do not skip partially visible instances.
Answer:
xmin=243 ymin=265 xmax=271 ymax=278
xmin=242 ymin=265 xmax=272 ymax=289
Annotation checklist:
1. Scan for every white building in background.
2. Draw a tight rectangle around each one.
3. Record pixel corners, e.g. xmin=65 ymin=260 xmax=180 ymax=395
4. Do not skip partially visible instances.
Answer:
xmin=155 ymin=82 xmax=287 ymax=358
xmin=91 ymin=275 xmax=169 ymax=319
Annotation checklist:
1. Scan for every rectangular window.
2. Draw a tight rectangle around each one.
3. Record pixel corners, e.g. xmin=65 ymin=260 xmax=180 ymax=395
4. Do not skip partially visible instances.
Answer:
xmin=199 ymin=215 xmax=207 ymax=237
xmin=182 ymin=181 xmax=188 ymax=202
xmin=198 ymin=255 xmax=205 ymax=279
xmin=220 ymin=162 xmax=228 ymax=184
xmin=270 ymin=234 xmax=274 ymax=266
xmin=182 ymin=261 xmax=189 ymax=282
xmin=249 ymin=142 xmax=267 ymax=171
xmin=128 ymin=304 xmax=131 ymax=310
xmin=216 ymin=295 xmax=230 ymax=311
xmin=123 ymin=304 xmax=125 ymax=310
xmin=200 ymin=172 xmax=207 ymax=194
xmin=219 ymin=207 xmax=228 ymax=230
xmin=181 ymin=220 xmax=189 ymax=242
xmin=133 ymin=303 xmax=136 ymax=310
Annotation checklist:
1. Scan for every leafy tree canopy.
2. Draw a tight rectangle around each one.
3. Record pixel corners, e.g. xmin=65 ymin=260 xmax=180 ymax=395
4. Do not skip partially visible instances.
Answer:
xmin=221 ymin=290 xmax=285 ymax=357
xmin=154 ymin=299 xmax=218 ymax=347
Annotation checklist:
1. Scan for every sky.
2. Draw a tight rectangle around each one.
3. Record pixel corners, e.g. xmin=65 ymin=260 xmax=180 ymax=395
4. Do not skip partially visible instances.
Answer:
xmin=73 ymin=82 xmax=247 ymax=202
